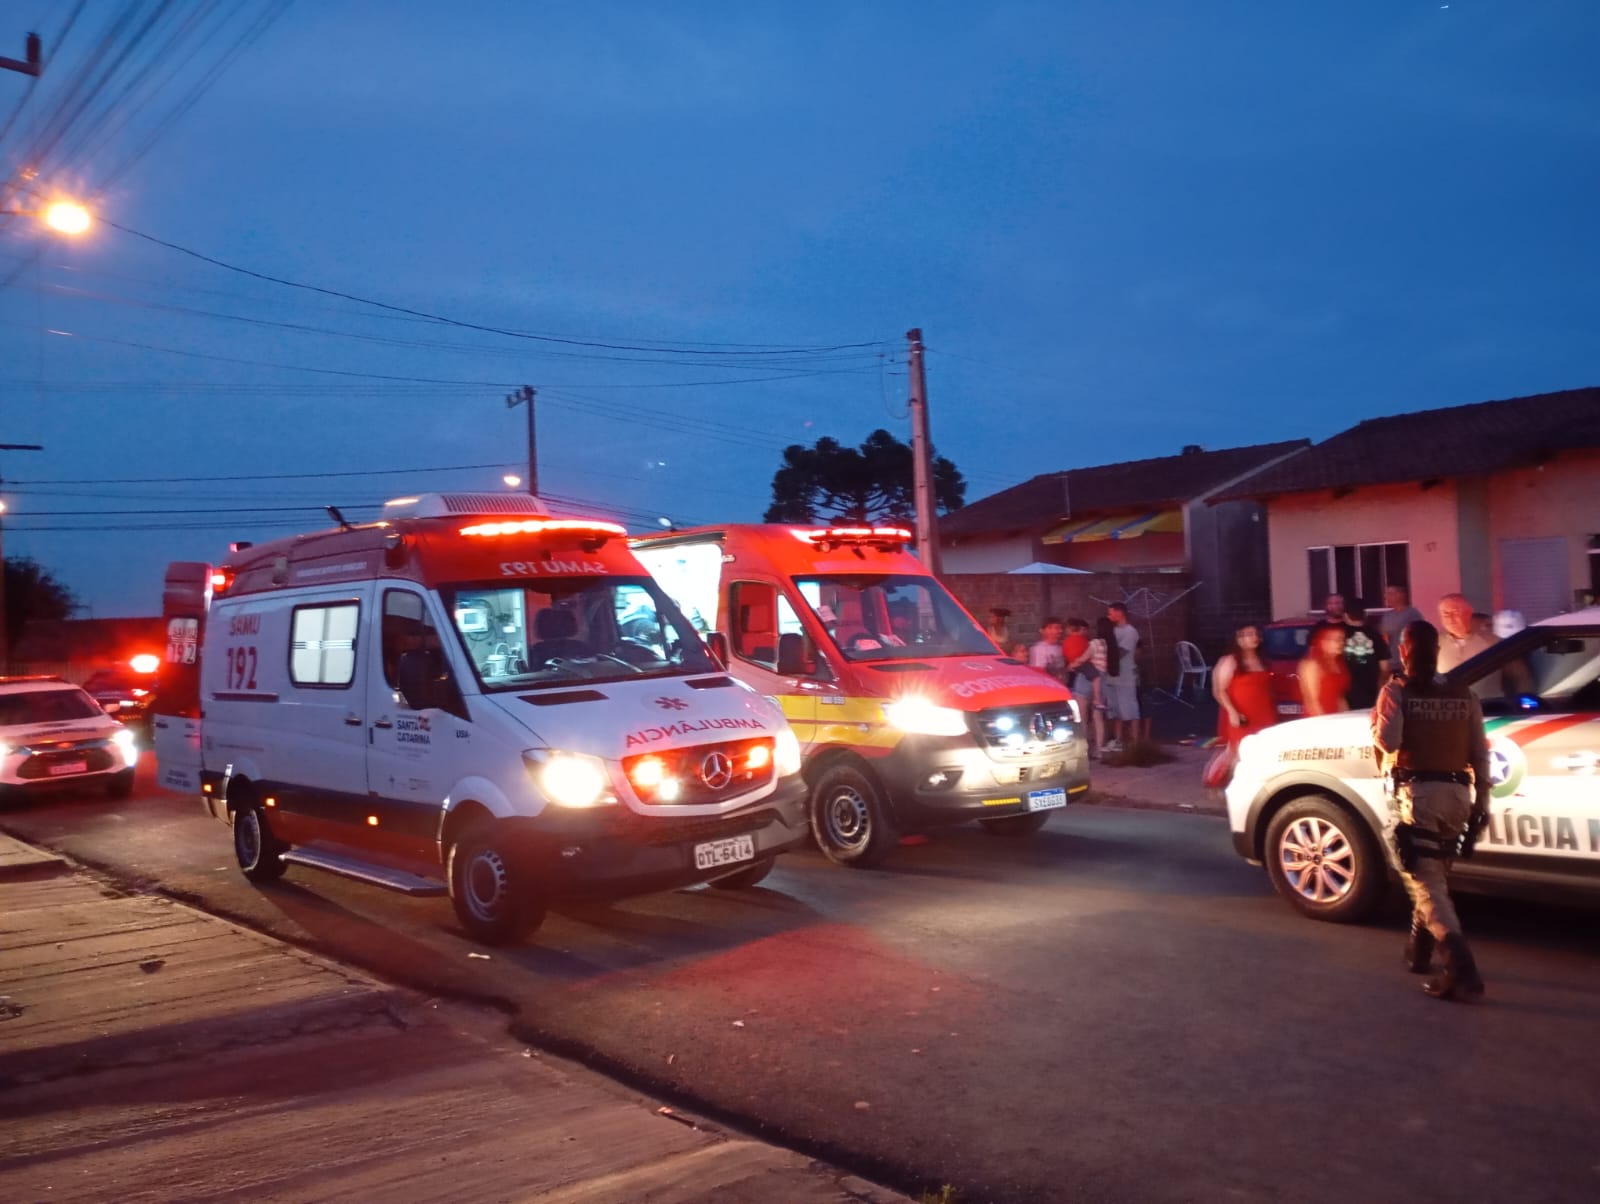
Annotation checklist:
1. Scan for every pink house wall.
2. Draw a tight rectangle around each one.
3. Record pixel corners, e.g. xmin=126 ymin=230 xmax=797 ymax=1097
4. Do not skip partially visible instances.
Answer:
xmin=1487 ymin=451 xmax=1600 ymax=610
xmin=1266 ymin=482 xmax=1463 ymax=618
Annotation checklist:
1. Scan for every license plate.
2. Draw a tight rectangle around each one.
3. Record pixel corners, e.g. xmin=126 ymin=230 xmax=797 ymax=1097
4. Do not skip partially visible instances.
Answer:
xmin=49 ymin=760 xmax=89 ymax=776
xmin=1279 ymin=703 xmax=1303 ymax=715
xmin=1027 ymin=787 xmax=1068 ymax=812
xmin=694 ymin=834 xmax=755 ymax=870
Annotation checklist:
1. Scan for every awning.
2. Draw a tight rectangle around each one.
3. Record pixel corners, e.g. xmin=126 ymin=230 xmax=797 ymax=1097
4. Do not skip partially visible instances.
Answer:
xmin=1042 ymin=510 xmax=1183 ymax=545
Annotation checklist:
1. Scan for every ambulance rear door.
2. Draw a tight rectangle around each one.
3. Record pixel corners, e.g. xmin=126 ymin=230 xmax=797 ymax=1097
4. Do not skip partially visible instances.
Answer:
xmin=153 ymin=561 xmax=211 ymax=793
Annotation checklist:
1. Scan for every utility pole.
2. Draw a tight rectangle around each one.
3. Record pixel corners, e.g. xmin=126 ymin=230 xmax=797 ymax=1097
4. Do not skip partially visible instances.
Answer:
xmin=906 ymin=328 xmax=941 ymax=575
xmin=0 ymin=32 xmax=41 ymax=77
xmin=0 ymin=442 xmax=45 ymax=674
xmin=505 ymin=385 xmax=537 ymax=496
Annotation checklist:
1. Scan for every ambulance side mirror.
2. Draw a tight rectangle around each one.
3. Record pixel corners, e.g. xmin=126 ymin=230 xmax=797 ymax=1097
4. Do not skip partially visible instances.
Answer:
xmin=705 ymin=631 xmax=730 ymax=669
xmin=397 ymin=649 xmax=447 ymax=711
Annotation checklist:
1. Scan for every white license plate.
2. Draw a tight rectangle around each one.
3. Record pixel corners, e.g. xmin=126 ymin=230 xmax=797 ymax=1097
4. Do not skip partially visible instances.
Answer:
xmin=1278 ymin=703 xmax=1303 ymax=716
xmin=49 ymin=760 xmax=90 ymax=776
xmin=1027 ymin=787 xmax=1068 ymax=812
xmin=694 ymin=834 xmax=755 ymax=870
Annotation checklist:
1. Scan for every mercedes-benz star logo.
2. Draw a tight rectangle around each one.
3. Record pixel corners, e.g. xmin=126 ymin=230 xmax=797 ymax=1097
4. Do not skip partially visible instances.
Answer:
xmin=699 ymin=751 xmax=734 ymax=790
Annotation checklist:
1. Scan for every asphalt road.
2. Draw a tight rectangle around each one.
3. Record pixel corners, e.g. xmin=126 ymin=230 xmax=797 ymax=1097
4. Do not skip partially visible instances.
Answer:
xmin=5 ymin=758 xmax=1599 ymax=1204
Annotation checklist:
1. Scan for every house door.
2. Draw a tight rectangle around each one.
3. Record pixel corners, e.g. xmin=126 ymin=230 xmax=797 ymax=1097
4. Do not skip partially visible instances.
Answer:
xmin=1500 ymin=537 xmax=1569 ymax=623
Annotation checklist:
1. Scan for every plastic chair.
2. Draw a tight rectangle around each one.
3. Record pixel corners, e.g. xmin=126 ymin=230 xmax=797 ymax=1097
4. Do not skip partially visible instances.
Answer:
xmin=1176 ymin=641 xmax=1210 ymax=703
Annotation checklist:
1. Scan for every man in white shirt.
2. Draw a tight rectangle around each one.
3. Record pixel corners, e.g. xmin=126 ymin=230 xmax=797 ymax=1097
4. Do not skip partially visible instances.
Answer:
xmin=1030 ymin=617 xmax=1067 ymax=683
xmin=1437 ymin=593 xmax=1499 ymax=697
xmin=1106 ymin=603 xmax=1141 ymax=749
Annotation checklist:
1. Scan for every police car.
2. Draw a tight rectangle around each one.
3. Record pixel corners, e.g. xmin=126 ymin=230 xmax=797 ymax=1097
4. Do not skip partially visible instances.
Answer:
xmin=0 ymin=677 xmax=142 ymax=799
xmin=1227 ymin=607 xmax=1600 ymax=922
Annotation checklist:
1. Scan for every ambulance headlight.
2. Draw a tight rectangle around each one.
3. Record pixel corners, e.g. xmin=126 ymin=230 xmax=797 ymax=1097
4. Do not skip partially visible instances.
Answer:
xmin=523 ymin=750 xmax=617 ymax=808
xmin=775 ymin=728 xmax=802 ymax=776
xmin=112 ymin=727 xmax=140 ymax=767
xmin=883 ymin=696 xmax=969 ymax=738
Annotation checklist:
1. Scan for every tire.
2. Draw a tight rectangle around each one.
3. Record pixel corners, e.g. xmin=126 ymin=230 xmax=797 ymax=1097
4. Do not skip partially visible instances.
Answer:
xmin=810 ymin=762 xmax=899 ymax=868
xmin=447 ymin=820 xmax=546 ymax=945
xmin=708 ymin=857 xmax=775 ymax=890
xmin=105 ymin=769 xmax=136 ymax=800
xmin=1264 ymin=794 xmax=1386 ymax=923
xmin=980 ymin=812 xmax=1051 ymax=838
xmin=232 ymin=790 xmax=287 ymax=883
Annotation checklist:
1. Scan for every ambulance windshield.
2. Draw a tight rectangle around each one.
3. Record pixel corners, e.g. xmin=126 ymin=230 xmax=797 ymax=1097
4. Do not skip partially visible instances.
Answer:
xmin=442 ymin=575 xmax=717 ymax=691
xmin=793 ymin=574 xmax=997 ymax=662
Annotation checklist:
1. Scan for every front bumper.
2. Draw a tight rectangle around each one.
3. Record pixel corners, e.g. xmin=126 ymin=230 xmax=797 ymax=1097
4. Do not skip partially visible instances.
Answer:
xmin=503 ymin=773 xmax=811 ymax=900
xmin=2 ymin=738 xmax=137 ymax=791
xmin=871 ymin=733 xmax=1091 ymax=828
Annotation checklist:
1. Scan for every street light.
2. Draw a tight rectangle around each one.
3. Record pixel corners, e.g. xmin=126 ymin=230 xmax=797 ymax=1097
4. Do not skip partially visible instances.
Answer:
xmin=502 ymin=474 xmax=523 ymax=488
xmin=42 ymin=200 xmax=91 ymax=235
xmin=0 ymin=195 xmax=93 ymax=236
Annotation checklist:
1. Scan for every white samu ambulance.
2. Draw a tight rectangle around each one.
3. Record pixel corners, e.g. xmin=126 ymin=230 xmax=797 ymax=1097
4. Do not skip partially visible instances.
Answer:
xmin=633 ymin=524 xmax=1090 ymax=866
xmin=1227 ymin=607 xmax=1600 ymax=923
xmin=154 ymin=493 xmax=808 ymax=944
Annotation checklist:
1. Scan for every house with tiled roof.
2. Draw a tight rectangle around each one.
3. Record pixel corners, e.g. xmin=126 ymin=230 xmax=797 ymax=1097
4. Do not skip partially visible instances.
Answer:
xmin=939 ymin=440 xmax=1309 ymax=645
xmin=1216 ymin=386 xmax=1600 ymax=623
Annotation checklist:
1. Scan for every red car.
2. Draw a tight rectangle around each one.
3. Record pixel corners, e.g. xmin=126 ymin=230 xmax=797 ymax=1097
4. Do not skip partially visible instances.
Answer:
xmin=1261 ymin=617 xmax=1320 ymax=718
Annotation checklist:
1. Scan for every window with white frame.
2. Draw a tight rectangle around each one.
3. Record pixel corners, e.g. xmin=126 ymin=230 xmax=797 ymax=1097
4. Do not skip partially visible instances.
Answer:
xmin=1306 ymin=542 xmax=1410 ymax=611
xmin=290 ymin=602 xmax=360 ymax=687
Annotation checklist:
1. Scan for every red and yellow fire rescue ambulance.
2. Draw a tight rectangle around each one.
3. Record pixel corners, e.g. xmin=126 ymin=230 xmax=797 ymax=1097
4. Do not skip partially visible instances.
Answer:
xmin=152 ymin=493 xmax=809 ymax=945
xmin=633 ymin=524 xmax=1089 ymax=866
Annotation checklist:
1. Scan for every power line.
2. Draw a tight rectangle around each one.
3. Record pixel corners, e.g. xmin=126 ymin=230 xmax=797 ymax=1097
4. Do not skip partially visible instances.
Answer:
xmin=104 ymin=219 xmax=889 ymax=357
xmin=7 ymin=459 xmax=514 ymax=485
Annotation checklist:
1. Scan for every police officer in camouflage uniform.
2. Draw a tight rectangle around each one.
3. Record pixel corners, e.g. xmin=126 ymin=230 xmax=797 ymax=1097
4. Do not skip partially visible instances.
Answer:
xmin=1371 ymin=620 xmax=1489 ymax=1002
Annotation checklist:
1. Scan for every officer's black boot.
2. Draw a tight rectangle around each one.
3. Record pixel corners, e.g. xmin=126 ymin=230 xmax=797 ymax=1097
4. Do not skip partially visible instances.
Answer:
xmin=1403 ymin=916 xmax=1435 ymax=974
xmin=1423 ymin=933 xmax=1485 ymax=1002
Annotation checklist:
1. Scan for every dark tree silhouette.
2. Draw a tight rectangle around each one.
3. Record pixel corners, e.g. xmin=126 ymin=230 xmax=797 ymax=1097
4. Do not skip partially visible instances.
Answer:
xmin=763 ymin=428 xmax=965 ymax=524
xmin=4 ymin=556 xmax=81 ymax=647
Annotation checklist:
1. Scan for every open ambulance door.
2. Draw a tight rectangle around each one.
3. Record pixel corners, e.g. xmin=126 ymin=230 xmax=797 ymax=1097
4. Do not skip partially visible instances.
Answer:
xmin=152 ymin=561 xmax=211 ymax=793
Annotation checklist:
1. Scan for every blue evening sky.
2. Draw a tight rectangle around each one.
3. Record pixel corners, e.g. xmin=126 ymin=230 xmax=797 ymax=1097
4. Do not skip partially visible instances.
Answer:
xmin=0 ymin=0 xmax=1595 ymax=616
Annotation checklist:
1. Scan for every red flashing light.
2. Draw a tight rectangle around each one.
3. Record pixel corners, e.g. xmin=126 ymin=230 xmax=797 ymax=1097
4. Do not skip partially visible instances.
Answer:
xmin=460 ymin=518 xmax=627 ymax=538
xmin=209 ymin=569 xmax=233 ymax=593
xmin=793 ymin=525 xmax=913 ymax=546
xmin=129 ymin=654 xmax=160 ymax=675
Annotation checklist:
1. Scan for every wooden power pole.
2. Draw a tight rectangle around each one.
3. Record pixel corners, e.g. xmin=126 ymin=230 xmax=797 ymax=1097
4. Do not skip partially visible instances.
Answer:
xmin=505 ymin=385 xmax=537 ymax=496
xmin=906 ymin=328 xmax=941 ymax=575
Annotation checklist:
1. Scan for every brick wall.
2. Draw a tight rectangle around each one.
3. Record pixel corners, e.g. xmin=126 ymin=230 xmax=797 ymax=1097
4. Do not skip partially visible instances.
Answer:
xmin=946 ymin=570 xmax=1195 ymax=688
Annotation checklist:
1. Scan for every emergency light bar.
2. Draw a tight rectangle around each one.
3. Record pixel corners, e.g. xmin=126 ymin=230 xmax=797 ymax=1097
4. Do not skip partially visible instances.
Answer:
xmin=793 ymin=525 xmax=913 ymax=547
xmin=459 ymin=518 xmax=628 ymax=539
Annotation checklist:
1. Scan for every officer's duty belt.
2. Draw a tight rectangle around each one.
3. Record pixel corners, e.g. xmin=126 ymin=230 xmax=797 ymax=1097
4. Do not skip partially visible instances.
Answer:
xmin=1394 ymin=770 xmax=1471 ymax=786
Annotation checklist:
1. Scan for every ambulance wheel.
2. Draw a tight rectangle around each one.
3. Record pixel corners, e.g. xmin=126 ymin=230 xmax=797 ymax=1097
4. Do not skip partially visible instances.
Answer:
xmin=233 ymin=792 xmax=287 ymax=883
xmin=1264 ymin=794 xmax=1385 ymax=923
xmin=105 ymin=769 xmax=136 ymax=800
xmin=448 ymin=820 xmax=546 ymax=945
xmin=811 ymin=763 xmax=898 ymax=868
xmin=709 ymin=857 xmax=775 ymax=890
xmin=981 ymin=812 xmax=1050 ymax=837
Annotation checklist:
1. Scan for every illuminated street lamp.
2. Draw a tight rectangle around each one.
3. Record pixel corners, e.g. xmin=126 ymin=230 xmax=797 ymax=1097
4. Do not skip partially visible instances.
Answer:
xmin=42 ymin=199 xmax=91 ymax=235
xmin=502 ymin=474 xmax=523 ymax=488
xmin=0 ymin=195 xmax=93 ymax=236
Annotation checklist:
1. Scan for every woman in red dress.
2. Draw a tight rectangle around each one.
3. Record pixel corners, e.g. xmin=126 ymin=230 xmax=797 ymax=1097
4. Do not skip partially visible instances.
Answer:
xmin=1213 ymin=623 xmax=1279 ymax=752
xmin=1297 ymin=623 xmax=1351 ymax=716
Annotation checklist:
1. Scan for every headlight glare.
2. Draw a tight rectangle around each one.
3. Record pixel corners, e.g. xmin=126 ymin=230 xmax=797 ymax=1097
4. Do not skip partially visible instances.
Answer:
xmin=883 ymin=696 xmax=969 ymax=737
xmin=524 ymin=750 xmax=616 ymax=808
xmin=775 ymin=728 xmax=802 ymax=775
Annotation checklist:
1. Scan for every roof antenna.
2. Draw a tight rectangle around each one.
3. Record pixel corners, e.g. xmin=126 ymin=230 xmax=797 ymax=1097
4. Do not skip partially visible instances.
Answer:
xmin=327 ymin=505 xmax=353 ymax=530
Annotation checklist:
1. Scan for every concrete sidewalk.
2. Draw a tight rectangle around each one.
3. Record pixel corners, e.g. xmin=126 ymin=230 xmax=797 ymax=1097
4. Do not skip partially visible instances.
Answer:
xmin=0 ymin=833 xmax=909 ymax=1204
xmin=1082 ymin=740 xmax=1225 ymax=816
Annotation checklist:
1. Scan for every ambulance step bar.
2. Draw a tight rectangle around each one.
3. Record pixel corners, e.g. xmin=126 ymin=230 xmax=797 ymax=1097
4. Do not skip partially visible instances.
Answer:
xmin=280 ymin=848 xmax=447 ymax=896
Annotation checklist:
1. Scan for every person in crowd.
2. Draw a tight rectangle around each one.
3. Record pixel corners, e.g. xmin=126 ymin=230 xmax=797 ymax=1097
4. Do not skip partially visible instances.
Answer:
xmin=1030 ymin=616 xmax=1068 ymax=684
xmin=1323 ymin=593 xmax=1347 ymax=625
xmin=1084 ymin=617 xmax=1115 ymax=756
xmin=1105 ymin=603 xmax=1141 ymax=750
xmin=1298 ymin=622 xmax=1350 ymax=716
xmin=1212 ymin=622 xmax=1278 ymax=754
xmin=1341 ymin=601 xmax=1390 ymax=709
xmin=1372 ymin=620 xmax=1489 ymax=1002
xmin=1436 ymin=594 xmax=1494 ymax=672
xmin=1065 ymin=619 xmax=1105 ymax=754
xmin=1381 ymin=584 xmax=1424 ymax=672
xmin=984 ymin=607 xmax=1012 ymax=649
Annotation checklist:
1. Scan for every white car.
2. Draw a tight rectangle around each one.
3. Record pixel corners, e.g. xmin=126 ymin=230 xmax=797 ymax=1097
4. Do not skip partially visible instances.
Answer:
xmin=1227 ymin=608 xmax=1600 ymax=922
xmin=0 ymin=677 xmax=141 ymax=800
